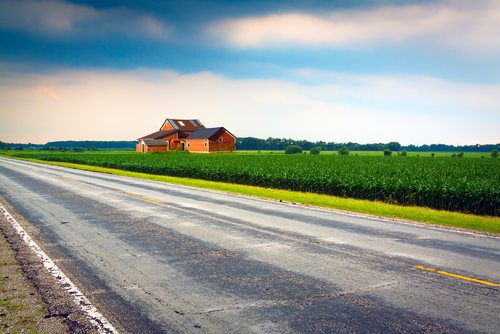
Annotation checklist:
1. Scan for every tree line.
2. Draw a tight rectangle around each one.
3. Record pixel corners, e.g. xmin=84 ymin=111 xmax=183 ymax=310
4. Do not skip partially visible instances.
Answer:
xmin=0 ymin=140 xmax=136 ymax=151
xmin=236 ymin=137 xmax=499 ymax=152
xmin=1 ymin=139 xmax=498 ymax=152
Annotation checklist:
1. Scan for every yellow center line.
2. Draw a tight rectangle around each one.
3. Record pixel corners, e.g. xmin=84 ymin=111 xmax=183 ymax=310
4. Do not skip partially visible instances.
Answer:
xmin=136 ymin=196 xmax=161 ymax=203
xmin=415 ymin=265 xmax=499 ymax=287
xmin=119 ymin=191 xmax=162 ymax=204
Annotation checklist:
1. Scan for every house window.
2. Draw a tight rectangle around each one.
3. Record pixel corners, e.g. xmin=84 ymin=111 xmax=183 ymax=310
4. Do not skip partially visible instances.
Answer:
xmin=187 ymin=142 xmax=190 ymax=147
xmin=219 ymin=137 xmax=223 ymax=142
xmin=178 ymin=121 xmax=185 ymax=126
xmin=204 ymin=142 xmax=207 ymax=147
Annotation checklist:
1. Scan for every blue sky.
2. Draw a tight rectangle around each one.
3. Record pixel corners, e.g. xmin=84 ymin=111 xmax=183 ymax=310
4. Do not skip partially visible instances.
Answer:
xmin=1 ymin=0 xmax=499 ymax=145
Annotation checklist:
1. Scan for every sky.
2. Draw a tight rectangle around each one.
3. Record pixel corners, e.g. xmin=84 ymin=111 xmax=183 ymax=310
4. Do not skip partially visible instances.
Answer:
xmin=0 ymin=0 xmax=499 ymax=145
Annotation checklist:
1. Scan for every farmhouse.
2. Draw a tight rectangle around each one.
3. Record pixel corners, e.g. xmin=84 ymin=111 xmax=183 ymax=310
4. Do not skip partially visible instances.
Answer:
xmin=137 ymin=118 xmax=236 ymax=153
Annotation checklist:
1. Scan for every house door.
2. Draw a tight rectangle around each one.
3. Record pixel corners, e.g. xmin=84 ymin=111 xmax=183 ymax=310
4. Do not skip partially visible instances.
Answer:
xmin=180 ymin=142 xmax=185 ymax=151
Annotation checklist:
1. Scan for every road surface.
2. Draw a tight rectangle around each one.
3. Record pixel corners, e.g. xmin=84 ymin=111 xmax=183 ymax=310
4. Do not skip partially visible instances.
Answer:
xmin=0 ymin=157 xmax=498 ymax=333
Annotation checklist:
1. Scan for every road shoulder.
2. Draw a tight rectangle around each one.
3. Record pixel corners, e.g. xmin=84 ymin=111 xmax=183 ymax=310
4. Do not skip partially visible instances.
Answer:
xmin=0 ymin=198 xmax=98 ymax=334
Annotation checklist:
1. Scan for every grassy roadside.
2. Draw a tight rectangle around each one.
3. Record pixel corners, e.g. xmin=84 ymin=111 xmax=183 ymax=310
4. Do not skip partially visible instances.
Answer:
xmin=0 ymin=224 xmax=67 ymax=334
xmin=0 ymin=199 xmax=99 ymax=334
xmin=9 ymin=157 xmax=499 ymax=234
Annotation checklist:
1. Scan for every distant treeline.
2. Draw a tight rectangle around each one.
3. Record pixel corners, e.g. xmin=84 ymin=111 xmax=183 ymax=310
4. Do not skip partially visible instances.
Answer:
xmin=45 ymin=140 xmax=136 ymax=150
xmin=236 ymin=137 xmax=500 ymax=152
xmin=0 ymin=141 xmax=43 ymax=150
xmin=1 ymin=139 xmax=498 ymax=152
xmin=0 ymin=140 xmax=136 ymax=151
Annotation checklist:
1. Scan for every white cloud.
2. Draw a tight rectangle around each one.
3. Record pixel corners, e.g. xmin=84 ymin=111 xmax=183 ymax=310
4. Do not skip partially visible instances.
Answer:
xmin=208 ymin=0 xmax=500 ymax=52
xmin=0 ymin=68 xmax=498 ymax=145
xmin=0 ymin=0 xmax=170 ymax=40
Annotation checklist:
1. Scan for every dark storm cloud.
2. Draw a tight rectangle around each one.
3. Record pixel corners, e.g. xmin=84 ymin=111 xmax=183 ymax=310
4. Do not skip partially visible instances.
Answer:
xmin=0 ymin=0 xmax=170 ymax=40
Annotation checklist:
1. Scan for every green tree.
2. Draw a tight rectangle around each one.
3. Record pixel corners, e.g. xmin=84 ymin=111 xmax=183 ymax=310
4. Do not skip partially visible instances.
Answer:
xmin=285 ymin=145 xmax=303 ymax=154
xmin=457 ymin=152 xmax=464 ymax=158
xmin=310 ymin=146 xmax=321 ymax=155
xmin=400 ymin=150 xmax=407 ymax=157
xmin=491 ymin=149 xmax=498 ymax=158
xmin=338 ymin=146 xmax=349 ymax=156
xmin=387 ymin=142 xmax=401 ymax=151
xmin=0 ymin=141 xmax=10 ymax=150
xmin=383 ymin=149 xmax=392 ymax=156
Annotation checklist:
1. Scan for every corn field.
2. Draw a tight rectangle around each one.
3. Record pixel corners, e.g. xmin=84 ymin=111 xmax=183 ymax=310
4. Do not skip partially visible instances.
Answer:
xmin=12 ymin=152 xmax=500 ymax=216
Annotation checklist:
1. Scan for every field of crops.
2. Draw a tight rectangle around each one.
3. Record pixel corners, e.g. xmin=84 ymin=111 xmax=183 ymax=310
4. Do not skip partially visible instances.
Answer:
xmin=6 ymin=152 xmax=499 ymax=216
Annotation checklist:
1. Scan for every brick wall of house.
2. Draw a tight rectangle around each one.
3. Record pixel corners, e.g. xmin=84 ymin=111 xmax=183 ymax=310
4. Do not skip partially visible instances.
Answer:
xmin=161 ymin=122 xmax=174 ymax=131
xmin=162 ymin=132 xmax=178 ymax=150
xmin=147 ymin=146 xmax=168 ymax=153
xmin=186 ymin=139 xmax=209 ymax=152
xmin=208 ymin=130 xmax=236 ymax=152
xmin=170 ymin=140 xmax=180 ymax=150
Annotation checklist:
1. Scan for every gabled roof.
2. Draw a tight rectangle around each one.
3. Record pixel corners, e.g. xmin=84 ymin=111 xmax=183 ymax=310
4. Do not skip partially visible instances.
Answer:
xmin=187 ymin=127 xmax=227 ymax=140
xmin=160 ymin=118 xmax=205 ymax=130
xmin=177 ymin=130 xmax=194 ymax=139
xmin=139 ymin=129 xmax=177 ymax=140
xmin=143 ymin=139 xmax=169 ymax=146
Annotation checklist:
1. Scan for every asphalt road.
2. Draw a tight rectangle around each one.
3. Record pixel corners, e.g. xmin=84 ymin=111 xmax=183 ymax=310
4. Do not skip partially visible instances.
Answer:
xmin=0 ymin=157 xmax=498 ymax=333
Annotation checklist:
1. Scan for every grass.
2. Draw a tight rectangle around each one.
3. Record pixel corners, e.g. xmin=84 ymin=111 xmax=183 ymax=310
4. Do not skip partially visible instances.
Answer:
xmin=9 ymin=156 xmax=500 ymax=234
xmin=0 ymin=224 xmax=58 ymax=334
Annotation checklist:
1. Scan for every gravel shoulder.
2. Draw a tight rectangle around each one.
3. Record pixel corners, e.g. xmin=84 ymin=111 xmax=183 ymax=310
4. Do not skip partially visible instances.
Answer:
xmin=0 ymin=197 xmax=98 ymax=334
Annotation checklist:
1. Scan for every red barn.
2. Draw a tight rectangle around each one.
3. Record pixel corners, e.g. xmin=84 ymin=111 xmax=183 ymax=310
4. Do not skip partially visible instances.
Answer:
xmin=137 ymin=118 xmax=236 ymax=153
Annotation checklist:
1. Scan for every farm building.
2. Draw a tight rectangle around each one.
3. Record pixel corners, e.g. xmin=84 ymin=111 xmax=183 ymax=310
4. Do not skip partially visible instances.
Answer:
xmin=137 ymin=118 xmax=236 ymax=153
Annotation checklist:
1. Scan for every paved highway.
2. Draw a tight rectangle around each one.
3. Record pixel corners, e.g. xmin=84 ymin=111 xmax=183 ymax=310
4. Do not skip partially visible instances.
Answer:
xmin=0 ymin=157 xmax=498 ymax=333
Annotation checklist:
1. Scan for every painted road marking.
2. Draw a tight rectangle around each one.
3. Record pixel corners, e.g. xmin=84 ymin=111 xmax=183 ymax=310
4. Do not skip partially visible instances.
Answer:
xmin=0 ymin=203 xmax=119 ymax=333
xmin=136 ymin=195 xmax=161 ymax=203
xmin=119 ymin=190 xmax=162 ymax=203
xmin=415 ymin=265 xmax=499 ymax=287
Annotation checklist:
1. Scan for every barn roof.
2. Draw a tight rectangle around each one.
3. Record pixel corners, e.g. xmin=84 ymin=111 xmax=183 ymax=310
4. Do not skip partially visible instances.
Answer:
xmin=139 ymin=129 xmax=177 ymax=140
xmin=160 ymin=118 xmax=205 ymax=130
xmin=143 ymin=139 xmax=169 ymax=146
xmin=187 ymin=127 xmax=226 ymax=140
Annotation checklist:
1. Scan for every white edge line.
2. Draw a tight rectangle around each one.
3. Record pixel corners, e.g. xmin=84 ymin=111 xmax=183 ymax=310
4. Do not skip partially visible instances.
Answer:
xmin=0 ymin=202 xmax=119 ymax=334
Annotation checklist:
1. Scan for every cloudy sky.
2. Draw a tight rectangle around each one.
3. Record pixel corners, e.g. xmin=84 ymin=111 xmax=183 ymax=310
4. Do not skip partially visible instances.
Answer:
xmin=1 ymin=0 xmax=499 ymax=145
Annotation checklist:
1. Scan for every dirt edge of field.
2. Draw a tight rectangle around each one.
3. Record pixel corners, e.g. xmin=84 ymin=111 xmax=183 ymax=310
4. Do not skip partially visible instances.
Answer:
xmin=0 ymin=198 xmax=100 ymax=334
